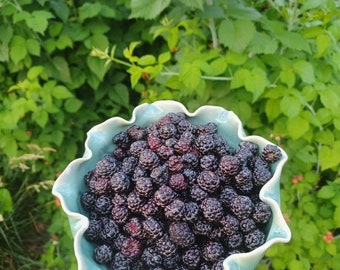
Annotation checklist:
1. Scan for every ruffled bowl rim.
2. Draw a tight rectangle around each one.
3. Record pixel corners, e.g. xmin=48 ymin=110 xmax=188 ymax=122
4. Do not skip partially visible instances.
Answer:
xmin=52 ymin=100 xmax=291 ymax=270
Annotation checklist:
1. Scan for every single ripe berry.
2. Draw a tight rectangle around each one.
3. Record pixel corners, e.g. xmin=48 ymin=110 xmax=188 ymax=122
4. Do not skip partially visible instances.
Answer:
xmin=197 ymin=170 xmax=220 ymax=193
xmin=201 ymin=197 xmax=224 ymax=222
xmin=139 ymin=149 xmax=160 ymax=170
xmin=202 ymin=241 xmax=224 ymax=262
xmin=110 ymin=172 xmax=130 ymax=193
xmin=95 ymin=155 xmax=121 ymax=177
xmin=244 ymin=229 xmax=266 ymax=250
xmin=164 ymin=199 xmax=185 ymax=221
xmin=182 ymin=245 xmax=201 ymax=269
xmin=230 ymin=195 xmax=254 ymax=220
xmin=261 ymin=144 xmax=282 ymax=163
xmin=93 ymin=244 xmax=113 ymax=264
xmin=168 ymin=221 xmax=195 ymax=248
xmin=219 ymin=155 xmax=240 ymax=176
xmin=142 ymin=217 xmax=164 ymax=240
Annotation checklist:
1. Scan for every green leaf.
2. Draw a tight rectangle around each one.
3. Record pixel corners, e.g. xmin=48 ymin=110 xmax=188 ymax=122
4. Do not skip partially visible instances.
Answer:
xmin=137 ymin=55 xmax=156 ymax=66
xmin=219 ymin=19 xmax=256 ymax=53
xmin=319 ymin=89 xmax=340 ymax=114
xmin=87 ymin=56 xmax=109 ymax=81
xmin=225 ymin=51 xmax=247 ymax=65
xmin=26 ymin=11 xmax=54 ymax=34
xmin=0 ymin=135 xmax=17 ymax=157
xmin=293 ymin=60 xmax=315 ymax=84
xmin=319 ymin=141 xmax=340 ymax=171
xmin=158 ymin=52 xmax=171 ymax=64
xmin=50 ymin=0 xmax=70 ymax=22
xmin=51 ymin=56 xmax=72 ymax=83
xmin=178 ymin=0 xmax=204 ymax=10
xmin=317 ymin=185 xmax=336 ymax=199
xmin=179 ymin=62 xmax=201 ymax=91
xmin=316 ymin=34 xmax=330 ymax=58
xmin=52 ymin=85 xmax=73 ymax=99
xmin=244 ymin=68 xmax=268 ymax=102
xmin=0 ymin=188 xmax=13 ymax=213
xmin=130 ymin=0 xmax=171 ymax=19
xmin=110 ymin=83 xmax=130 ymax=108
xmin=280 ymin=69 xmax=295 ymax=88
xmin=277 ymin=31 xmax=311 ymax=53
xmin=206 ymin=57 xmax=227 ymax=76
xmin=265 ymin=99 xmax=282 ymax=122
xmin=288 ymin=259 xmax=307 ymax=270
xmin=230 ymin=68 xmax=250 ymax=89
xmin=127 ymin=65 xmax=143 ymax=88
xmin=0 ymin=43 xmax=9 ymax=62
xmin=10 ymin=35 xmax=27 ymax=64
xmin=56 ymin=35 xmax=73 ymax=50
xmin=100 ymin=4 xmax=117 ymax=18
xmin=27 ymin=66 xmax=44 ymax=80
xmin=334 ymin=207 xmax=340 ymax=227
xmin=32 ymin=109 xmax=49 ymax=128
xmin=248 ymin=32 xmax=278 ymax=54
xmin=332 ymin=52 xmax=340 ymax=71
xmin=78 ymin=2 xmax=102 ymax=22
xmin=280 ymin=95 xmax=301 ymax=118
xmin=0 ymin=25 xmax=13 ymax=44
xmin=286 ymin=116 xmax=310 ymax=140
xmin=26 ymin=38 xmax=41 ymax=56
xmin=64 ymin=98 xmax=83 ymax=113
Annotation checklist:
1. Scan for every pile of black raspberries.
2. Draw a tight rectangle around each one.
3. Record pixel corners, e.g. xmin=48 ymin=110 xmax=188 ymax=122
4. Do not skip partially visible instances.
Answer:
xmin=80 ymin=112 xmax=282 ymax=270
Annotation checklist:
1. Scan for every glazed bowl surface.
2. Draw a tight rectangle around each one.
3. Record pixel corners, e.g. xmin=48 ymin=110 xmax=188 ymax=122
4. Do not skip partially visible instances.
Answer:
xmin=52 ymin=100 xmax=291 ymax=270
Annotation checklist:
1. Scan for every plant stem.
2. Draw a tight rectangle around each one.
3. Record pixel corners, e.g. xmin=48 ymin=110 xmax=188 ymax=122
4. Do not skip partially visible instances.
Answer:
xmin=207 ymin=0 xmax=219 ymax=48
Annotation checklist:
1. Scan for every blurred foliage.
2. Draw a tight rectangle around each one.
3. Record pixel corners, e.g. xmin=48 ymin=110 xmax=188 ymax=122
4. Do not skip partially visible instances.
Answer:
xmin=1 ymin=0 xmax=340 ymax=269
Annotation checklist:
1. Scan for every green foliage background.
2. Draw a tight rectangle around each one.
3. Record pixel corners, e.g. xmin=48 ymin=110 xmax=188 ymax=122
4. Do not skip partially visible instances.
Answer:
xmin=1 ymin=0 xmax=340 ymax=269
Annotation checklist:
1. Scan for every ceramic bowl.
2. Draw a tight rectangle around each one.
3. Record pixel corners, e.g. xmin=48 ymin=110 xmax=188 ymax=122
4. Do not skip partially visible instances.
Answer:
xmin=52 ymin=100 xmax=291 ymax=270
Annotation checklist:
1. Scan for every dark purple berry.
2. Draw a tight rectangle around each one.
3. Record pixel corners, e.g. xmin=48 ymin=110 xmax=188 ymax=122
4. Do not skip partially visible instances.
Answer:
xmin=244 ymin=229 xmax=266 ymax=250
xmin=159 ymin=124 xmax=177 ymax=139
xmin=139 ymin=149 xmax=160 ymax=170
xmin=135 ymin=177 xmax=154 ymax=198
xmin=110 ymin=172 xmax=130 ymax=193
xmin=195 ymin=134 xmax=215 ymax=154
xmin=230 ymin=195 xmax=254 ymax=220
xmin=121 ymin=237 xmax=142 ymax=259
xmin=183 ymin=202 xmax=199 ymax=222
xmin=169 ymin=173 xmax=188 ymax=191
xmin=143 ymin=217 xmax=164 ymax=240
xmin=93 ymin=244 xmax=113 ymax=264
xmin=155 ymin=234 xmax=177 ymax=257
xmin=84 ymin=219 xmax=102 ymax=242
xmin=165 ymin=199 xmax=185 ymax=221
xmin=127 ymin=191 xmax=145 ymax=213
xmin=111 ymin=204 xmax=129 ymax=224
xmin=95 ymin=155 xmax=121 ymax=177
xmin=182 ymin=245 xmax=201 ymax=269
xmin=110 ymin=252 xmax=132 ymax=269
xmin=201 ymin=197 xmax=224 ymax=222
xmin=200 ymin=154 xmax=218 ymax=171
xmin=154 ymin=185 xmax=176 ymax=207
xmin=219 ymin=155 xmax=240 ymax=176
xmin=202 ymin=241 xmax=224 ymax=262
xmin=127 ymin=125 xmax=145 ymax=140
xmin=240 ymin=218 xmax=257 ymax=233
xmin=80 ymin=191 xmax=97 ymax=212
xmin=261 ymin=144 xmax=282 ymax=163
xmin=169 ymin=222 xmax=195 ymax=248
xmin=141 ymin=247 xmax=163 ymax=267
xmin=94 ymin=195 xmax=113 ymax=215
xmin=197 ymin=170 xmax=220 ymax=193
xmin=112 ymin=131 xmax=130 ymax=148
xmin=100 ymin=217 xmax=119 ymax=243
xmin=121 ymin=156 xmax=138 ymax=175
xmin=252 ymin=201 xmax=272 ymax=224
xmin=124 ymin=217 xmax=144 ymax=239
xmin=168 ymin=155 xmax=184 ymax=173
xmin=190 ymin=184 xmax=208 ymax=202
xmin=129 ymin=140 xmax=148 ymax=157
xmin=157 ymin=145 xmax=174 ymax=160
xmin=193 ymin=219 xmax=212 ymax=236
xmin=220 ymin=214 xmax=240 ymax=236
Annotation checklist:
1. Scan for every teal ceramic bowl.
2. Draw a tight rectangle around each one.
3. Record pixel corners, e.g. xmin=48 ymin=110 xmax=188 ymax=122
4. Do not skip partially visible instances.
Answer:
xmin=52 ymin=100 xmax=291 ymax=270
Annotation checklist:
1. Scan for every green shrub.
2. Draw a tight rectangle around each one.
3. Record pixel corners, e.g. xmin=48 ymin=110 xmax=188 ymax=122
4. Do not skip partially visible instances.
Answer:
xmin=0 ymin=0 xmax=339 ymax=269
